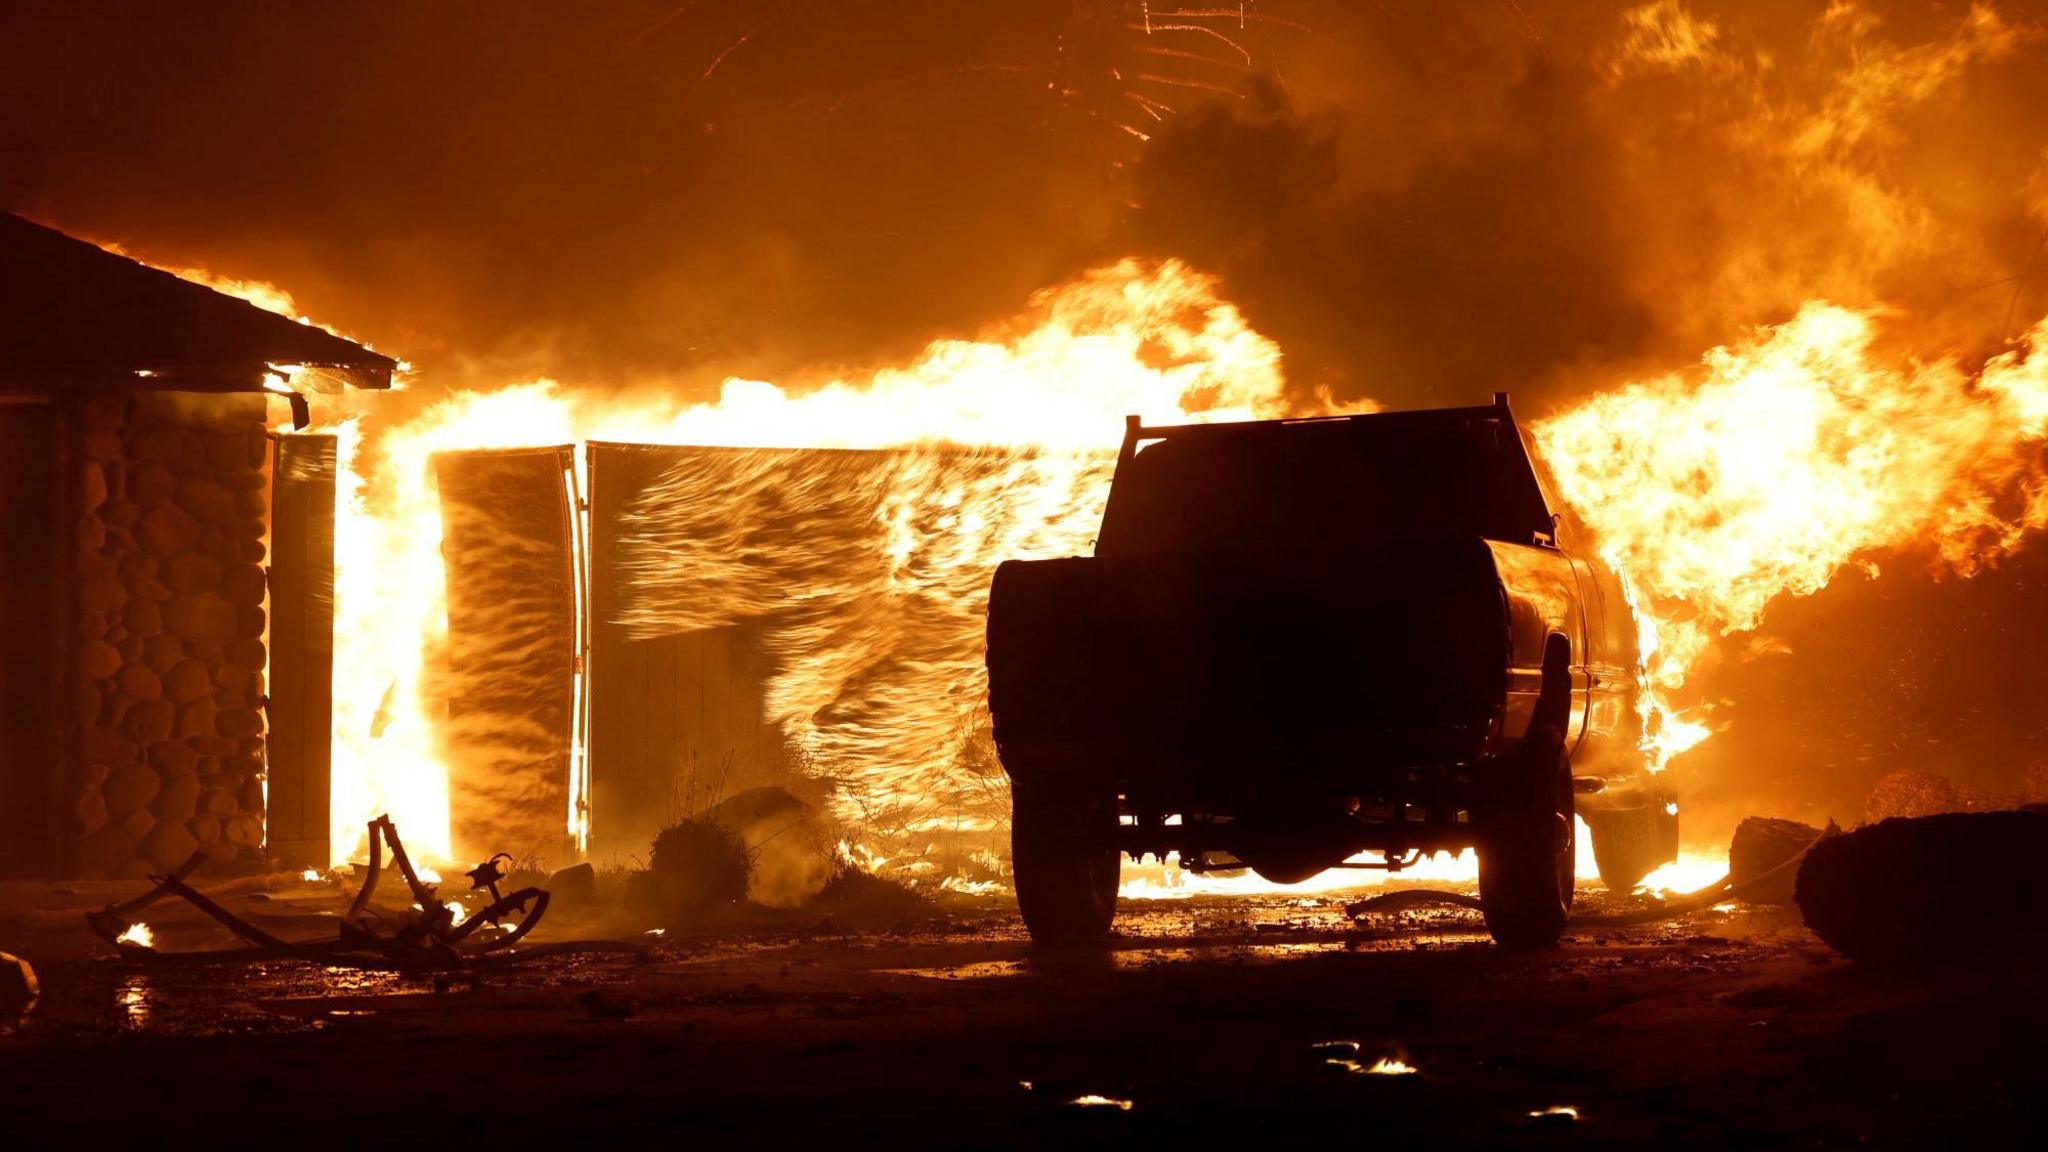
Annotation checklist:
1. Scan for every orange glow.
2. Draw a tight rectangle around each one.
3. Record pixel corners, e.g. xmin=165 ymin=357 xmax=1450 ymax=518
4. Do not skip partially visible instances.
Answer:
xmin=115 ymin=923 xmax=154 ymax=949
xmin=166 ymin=265 xmax=302 ymax=320
xmin=1120 ymin=851 xmax=1481 ymax=900
xmin=1635 ymin=854 xmax=1732 ymax=898
xmin=122 ymin=244 xmax=2048 ymax=895
xmin=1534 ymin=304 xmax=2048 ymax=770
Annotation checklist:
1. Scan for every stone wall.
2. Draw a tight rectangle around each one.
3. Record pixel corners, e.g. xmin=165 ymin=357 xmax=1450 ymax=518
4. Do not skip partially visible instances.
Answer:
xmin=72 ymin=392 xmax=270 ymax=877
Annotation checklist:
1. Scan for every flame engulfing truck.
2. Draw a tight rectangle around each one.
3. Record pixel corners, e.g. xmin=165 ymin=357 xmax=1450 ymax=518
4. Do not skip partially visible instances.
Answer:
xmin=986 ymin=396 xmax=1677 ymax=947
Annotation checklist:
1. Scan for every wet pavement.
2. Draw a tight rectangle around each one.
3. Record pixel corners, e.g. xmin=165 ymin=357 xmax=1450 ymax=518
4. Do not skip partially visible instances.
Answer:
xmin=1 ymin=876 xmax=2042 ymax=1147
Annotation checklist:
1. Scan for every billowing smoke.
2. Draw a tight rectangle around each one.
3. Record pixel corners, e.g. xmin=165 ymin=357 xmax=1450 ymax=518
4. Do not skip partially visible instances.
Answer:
xmin=1133 ymin=1 xmax=2048 ymax=411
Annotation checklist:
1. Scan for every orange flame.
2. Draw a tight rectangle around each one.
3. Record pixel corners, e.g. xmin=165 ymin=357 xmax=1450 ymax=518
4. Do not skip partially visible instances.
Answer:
xmin=1534 ymin=303 xmax=2048 ymax=768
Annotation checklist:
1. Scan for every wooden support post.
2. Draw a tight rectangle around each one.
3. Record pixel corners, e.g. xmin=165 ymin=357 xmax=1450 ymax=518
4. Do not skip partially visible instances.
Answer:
xmin=267 ymin=434 xmax=335 ymax=871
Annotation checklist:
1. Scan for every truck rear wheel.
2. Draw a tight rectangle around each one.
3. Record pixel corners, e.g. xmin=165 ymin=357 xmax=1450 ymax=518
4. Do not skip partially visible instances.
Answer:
xmin=1477 ymin=748 xmax=1576 ymax=950
xmin=1010 ymin=774 xmax=1119 ymax=945
xmin=1583 ymin=799 xmax=1679 ymax=892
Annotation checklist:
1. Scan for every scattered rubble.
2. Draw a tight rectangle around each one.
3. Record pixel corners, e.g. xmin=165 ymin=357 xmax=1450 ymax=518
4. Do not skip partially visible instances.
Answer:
xmin=547 ymin=861 xmax=597 ymax=905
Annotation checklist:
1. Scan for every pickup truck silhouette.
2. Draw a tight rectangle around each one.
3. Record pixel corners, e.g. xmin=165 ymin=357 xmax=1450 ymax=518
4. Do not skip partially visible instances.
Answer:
xmin=986 ymin=395 xmax=1677 ymax=947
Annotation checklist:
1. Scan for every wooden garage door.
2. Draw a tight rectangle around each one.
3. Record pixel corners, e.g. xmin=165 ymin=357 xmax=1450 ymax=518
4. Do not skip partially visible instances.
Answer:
xmin=435 ymin=446 xmax=579 ymax=868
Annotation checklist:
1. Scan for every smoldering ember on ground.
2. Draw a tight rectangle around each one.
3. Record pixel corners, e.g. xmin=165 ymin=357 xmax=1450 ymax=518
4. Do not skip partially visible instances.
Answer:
xmin=4 ymin=2 xmax=2048 ymax=1145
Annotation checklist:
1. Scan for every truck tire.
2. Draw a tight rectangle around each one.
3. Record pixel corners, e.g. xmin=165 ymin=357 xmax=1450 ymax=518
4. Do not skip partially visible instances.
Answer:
xmin=1583 ymin=799 xmax=1679 ymax=892
xmin=1477 ymin=747 xmax=1576 ymax=950
xmin=1010 ymin=774 xmax=1119 ymax=945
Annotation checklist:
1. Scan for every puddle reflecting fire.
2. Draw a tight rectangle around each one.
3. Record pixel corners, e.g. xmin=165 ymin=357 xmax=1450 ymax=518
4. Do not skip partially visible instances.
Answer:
xmin=117 ymin=974 xmax=152 ymax=1029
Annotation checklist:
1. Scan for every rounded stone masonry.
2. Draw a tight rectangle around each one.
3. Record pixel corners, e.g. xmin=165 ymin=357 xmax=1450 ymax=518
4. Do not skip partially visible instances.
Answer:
xmin=121 ymin=597 xmax=162 ymax=637
xmin=140 ymin=822 xmax=200 ymax=874
xmin=154 ymin=773 xmax=201 ymax=822
xmin=114 ymin=809 xmax=154 ymax=842
xmin=81 ymin=726 xmax=137 ymax=767
xmin=225 ymin=638 xmax=266 ymax=672
xmin=78 ymin=576 xmax=123 ymax=614
xmin=224 ymin=815 xmax=263 ymax=847
xmin=177 ymin=697 xmax=217 ymax=740
xmin=162 ymin=553 xmax=223 ymax=595
xmin=127 ymin=424 xmax=192 ymax=467
xmin=116 ymin=663 xmax=162 ymax=700
xmin=164 ymin=660 xmax=213 ymax=702
xmin=74 ymin=788 xmax=110 ymax=835
xmin=99 ymin=499 xmax=137 ymax=529
xmin=70 ymin=392 xmax=274 ymax=876
xmin=137 ymin=504 xmax=201 ymax=556
xmin=120 ymin=699 xmax=175 ymax=744
xmin=77 ymin=549 xmax=116 ymax=583
xmin=78 ymin=640 xmax=122 ymax=680
xmin=127 ymin=462 xmax=177 ymax=506
xmin=166 ymin=596 xmax=238 ymax=644
xmin=144 ymin=633 xmax=184 ymax=673
xmin=148 ymin=741 xmax=198 ymax=777
xmin=199 ymin=788 xmax=239 ymax=817
xmin=103 ymin=762 xmax=161 ymax=817
xmin=221 ymin=563 xmax=265 ymax=606
xmin=217 ymin=708 xmax=264 ymax=740
xmin=176 ymin=478 xmax=235 ymax=525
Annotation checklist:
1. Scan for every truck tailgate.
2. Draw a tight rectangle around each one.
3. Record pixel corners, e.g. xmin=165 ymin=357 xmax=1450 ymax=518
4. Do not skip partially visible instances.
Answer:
xmin=986 ymin=542 xmax=1508 ymax=781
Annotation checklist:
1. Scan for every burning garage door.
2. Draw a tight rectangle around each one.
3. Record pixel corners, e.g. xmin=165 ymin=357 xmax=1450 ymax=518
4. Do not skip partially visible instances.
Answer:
xmin=435 ymin=447 xmax=580 ymax=867
xmin=582 ymin=442 xmax=1107 ymax=864
xmin=433 ymin=440 xmax=1110 ymax=867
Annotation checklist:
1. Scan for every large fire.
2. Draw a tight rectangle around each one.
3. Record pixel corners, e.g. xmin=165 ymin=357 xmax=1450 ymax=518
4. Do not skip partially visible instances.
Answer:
xmin=70 ymin=0 xmax=2048 ymax=911
xmin=316 ymin=259 xmax=1299 ymax=865
xmin=134 ymin=0 xmax=2048 ymax=891
xmin=169 ymin=243 xmax=2048 ymax=900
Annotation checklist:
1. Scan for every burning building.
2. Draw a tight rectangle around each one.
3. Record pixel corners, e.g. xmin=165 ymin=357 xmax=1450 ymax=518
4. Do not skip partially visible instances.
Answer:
xmin=316 ymin=259 xmax=1292 ymax=882
xmin=0 ymin=213 xmax=393 ymax=878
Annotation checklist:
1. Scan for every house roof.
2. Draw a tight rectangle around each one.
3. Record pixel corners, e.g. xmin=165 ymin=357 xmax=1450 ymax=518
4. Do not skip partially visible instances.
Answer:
xmin=0 ymin=212 xmax=395 ymax=393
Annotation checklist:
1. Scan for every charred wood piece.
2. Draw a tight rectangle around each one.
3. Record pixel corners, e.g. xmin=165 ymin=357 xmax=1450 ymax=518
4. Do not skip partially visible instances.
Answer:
xmin=1729 ymin=816 xmax=1839 ymax=905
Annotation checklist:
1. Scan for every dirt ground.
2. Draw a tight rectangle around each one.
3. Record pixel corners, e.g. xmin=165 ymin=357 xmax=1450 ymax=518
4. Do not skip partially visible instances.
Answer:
xmin=1 ymin=873 xmax=2041 ymax=1148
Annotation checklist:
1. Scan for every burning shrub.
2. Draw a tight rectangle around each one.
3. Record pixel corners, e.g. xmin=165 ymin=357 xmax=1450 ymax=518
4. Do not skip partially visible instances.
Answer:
xmin=639 ymin=818 xmax=751 ymax=927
